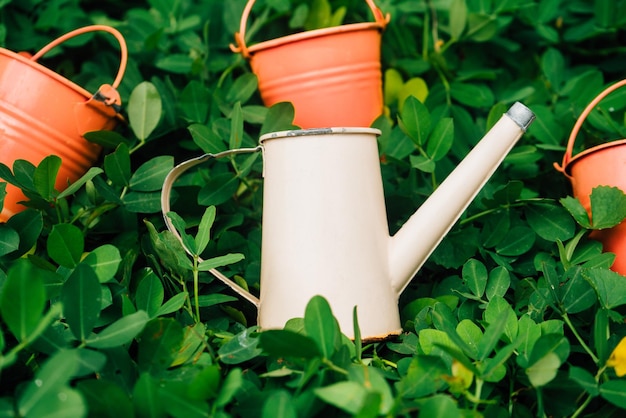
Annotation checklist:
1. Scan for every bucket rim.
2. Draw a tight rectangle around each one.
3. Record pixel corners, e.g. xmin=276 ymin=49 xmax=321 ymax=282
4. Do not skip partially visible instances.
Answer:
xmin=259 ymin=127 xmax=381 ymax=142
xmin=246 ymin=21 xmax=384 ymax=56
xmin=0 ymin=47 xmax=94 ymax=100
xmin=561 ymin=138 xmax=626 ymax=175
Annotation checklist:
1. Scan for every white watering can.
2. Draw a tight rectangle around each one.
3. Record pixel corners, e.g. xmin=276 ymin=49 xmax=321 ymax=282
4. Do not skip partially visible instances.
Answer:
xmin=161 ymin=102 xmax=535 ymax=341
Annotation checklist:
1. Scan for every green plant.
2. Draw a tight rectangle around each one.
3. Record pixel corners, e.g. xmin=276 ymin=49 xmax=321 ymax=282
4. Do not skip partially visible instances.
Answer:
xmin=1 ymin=0 xmax=626 ymax=416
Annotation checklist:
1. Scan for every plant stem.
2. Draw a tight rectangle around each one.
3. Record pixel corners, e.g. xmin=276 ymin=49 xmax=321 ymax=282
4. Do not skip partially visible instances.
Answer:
xmin=193 ymin=255 xmax=201 ymax=322
xmin=562 ymin=312 xmax=599 ymax=364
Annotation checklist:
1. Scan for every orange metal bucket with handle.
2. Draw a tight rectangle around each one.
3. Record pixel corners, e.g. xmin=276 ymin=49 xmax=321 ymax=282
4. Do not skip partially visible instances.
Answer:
xmin=0 ymin=25 xmax=127 ymax=221
xmin=555 ymin=78 xmax=626 ymax=275
xmin=230 ymin=0 xmax=389 ymax=129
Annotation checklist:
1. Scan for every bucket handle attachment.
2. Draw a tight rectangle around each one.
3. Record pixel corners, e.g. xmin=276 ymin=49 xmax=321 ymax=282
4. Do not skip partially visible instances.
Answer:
xmin=555 ymin=78 xmax=626 ymax=174
xmin=30 ymin=25 xmax=128 ymax=109
xmin=161 ymin=147 xmax=263 ymax=307
xmin=230 ymin=0 xmax=390 ymax=58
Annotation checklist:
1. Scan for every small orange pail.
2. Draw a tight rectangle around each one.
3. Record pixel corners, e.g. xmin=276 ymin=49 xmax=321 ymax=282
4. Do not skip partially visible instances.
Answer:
xmin=230 ymin=0 xmax=389 ymax=129
xmin=0 ymin=25 xmax=127 ymax=221
xmin=555 ymin=78 xmax=626 ymax=275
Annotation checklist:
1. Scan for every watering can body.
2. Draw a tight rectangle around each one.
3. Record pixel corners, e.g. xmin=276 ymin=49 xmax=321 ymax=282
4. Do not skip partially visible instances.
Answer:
xmin=259 ymin=128 xmax=400 ymax=339
xmin=162 ymin=103 xmax=535 ymax=340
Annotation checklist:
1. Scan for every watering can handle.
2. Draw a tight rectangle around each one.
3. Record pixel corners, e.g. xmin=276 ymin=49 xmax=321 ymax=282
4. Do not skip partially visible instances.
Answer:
xmin=555 ymin=78 xmax=626 ymax=172
xmin=29 ymin=25 xmax=128 ymax=104
xmin=161 ymin=147 xmax=263 ymax=307
xmin=230 ymin=0 xmax=390 ymax=58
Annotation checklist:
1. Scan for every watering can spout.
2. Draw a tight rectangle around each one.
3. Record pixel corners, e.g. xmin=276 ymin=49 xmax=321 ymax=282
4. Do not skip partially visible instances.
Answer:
xmin=389 ymin=102 xmax=535 ymax=294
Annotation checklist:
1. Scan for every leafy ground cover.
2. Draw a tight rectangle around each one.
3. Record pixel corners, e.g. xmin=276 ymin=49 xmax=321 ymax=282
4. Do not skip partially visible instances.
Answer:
xmin=2 ymin=0 xmax=626 ymax=416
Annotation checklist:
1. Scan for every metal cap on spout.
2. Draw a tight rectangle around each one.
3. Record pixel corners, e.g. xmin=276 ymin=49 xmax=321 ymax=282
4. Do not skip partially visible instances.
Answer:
xmin=506 ymin=102 xmax=535 ymax=132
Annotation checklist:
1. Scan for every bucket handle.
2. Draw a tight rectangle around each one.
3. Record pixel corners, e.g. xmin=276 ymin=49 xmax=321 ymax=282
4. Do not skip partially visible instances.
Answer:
xmin=161 ymin=147 xmax=263 ymax=307
xmin=555 ymin=78 xmax=626 ymax=173
xmin=29 ymin=25 xmax=128 ymax=107
xmin=230 ymin=0 xmax=390 ymax=58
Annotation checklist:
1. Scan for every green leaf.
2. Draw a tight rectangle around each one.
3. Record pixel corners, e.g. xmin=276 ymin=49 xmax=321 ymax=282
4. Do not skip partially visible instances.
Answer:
xmin=135 ymin=272 xmax=165 ymax=318
xmin=409 ymin=155 xmax=435 ymax=173
xmin=198 ymin=172 xmax=239 ymax=206
xmin=560 ymin=268 xmax=596 ymax=314
xmin=418 ymin=395 xmax=462 ymax=417
xmin=56 ymin=167 xmax=104 ymax=200
xmin=129 ymin=155 xmax=174 ymax=192
xmin=495 ymin=226 xmax=535 ymax=256
xmin=525 ymin=203 xmax=575 ymax=242
xmin=156 ymin=292 xmax=189 ymax=316
xmin=462 ymin=258 xmax=488 ymax=298
xmin=218 ymin=327 xmax=262 ymax=364
xmin=128 ymin=81 xmax=162 ymax=141
xmin=526 ymin=352 xmax=561 ymax=387
xmin=17 ymin=349 xmax=84 ymax=416
xmin=455 ymin=320 xmax=482 ymax=359
xmin=396 ymin=355 xmax=448 ymax=398
xmin=450 ymin=82 xmax=495 ymax=108
xmin=486 ymin=266 xmax=510 ymax=300
xmin=123 ymin=190 xmax=162 ymax=213
xmin=188 ymin=123 xmax=227 ymax=154
xmin=400 ymin=96 xmax=431 ymax=146
xmin=215 ymin=368 xmax=243 ymax=408
xmin=304 ymin=295 xmax=341 ymax=358
xmin=137 ymin=318 xmax=184 ymax=373
xmin=583 ymin=268 xmax=626 ymax=309
xmin=569 ymin=366 xmax=599 ymax=396
xmin=83 ymin=130 xmax=131 ymax=148
xmin=0 ymin=259 xmax=46 ymax=342
xmin=47 ymin=223 xmax=84 ymax=268
xmin=258 ymin=329 xmax=321 ymax=359
xmin=226 ymin=73 xmax=258 ymax=105
xmin=193 ymin=293 xmax=237 ymax=308
xmin=304 ymin=0 xmax=332 ymax=30
xmin=167 ymin=211 xmax=197 ymax=255
xmin=477 ymin=310 xmax=509 ymax=361
xmin=62 ymin=264 xmax=102 ymax=342
xmin=600 ymin=380 xmax=626 ymax=408
xmin=466 ymin=13 xmax=498 ymax=42
xmin=262 ymin=390 xmax=297 ymax=418
xmin=81 ymin=244 xmax=122 ymax=283
xmin=315 ymin=381 xmax=367 ymax=415
xmin=195 ymin=206 xmax=216 ymax=255
xmin=589 ymin=186 xmax=626 ymax=229
xmin=230 ymin=102 xmax=244 ymax=150
xmin=180 ymin=80 xmax=211 ymax=123
xmin=260 ymin=102 xmax=297 ymax=135
xmin=133 ymin=373 xmax=166 ymax=417
xmin=77 ymin=380 xmax=134 ymax=417
xmin=398 ymin=78 xmax=429 ymax=110
xmin=33 ymin=155 xmax=61 ymax=199
xmin=426 ymin=118 xmax=454 ymax=161
xmin=85 ymin=310 xmax=150 ymax=349
xmin=560 ymin=196 xmax=591 ymax=228
xmin=541 ymin=48 xmax=565 ymax=91
xmin=449 ymin=0 xmax=467 ymax=39
xmin=197 ymin=253 xmax=244 ymax=271
xmin=0 ymin=224 xmax=19 ymax=257
xmin=154 ymin=54 xmax=194 ymax=74
xmin=104 ymin=143 xmax=131 ymax=187
xmin=594 ymin=308 xmax=610 ymax=365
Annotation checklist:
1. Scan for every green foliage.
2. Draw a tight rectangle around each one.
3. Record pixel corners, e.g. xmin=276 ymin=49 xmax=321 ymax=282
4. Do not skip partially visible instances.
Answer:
xmin=1 ymin=0 xmax=626 ymax=416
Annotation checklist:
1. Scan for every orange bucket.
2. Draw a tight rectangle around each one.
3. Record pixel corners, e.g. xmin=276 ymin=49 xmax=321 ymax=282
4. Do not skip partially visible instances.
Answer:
xmin=0 ymin=25 xmax=127 ymax=221
xmin=230 ymin=0 xmax=389 ymax=128
xmin=555 ymin=78 xmax=626 ymax=275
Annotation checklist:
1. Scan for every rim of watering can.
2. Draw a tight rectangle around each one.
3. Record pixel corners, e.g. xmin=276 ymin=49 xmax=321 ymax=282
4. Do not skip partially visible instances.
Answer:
xmin=0 ymin=25 xmax=127 ymax=105
xmin=259 ymin=127 xmax=382 ymax=143
xmin=230 ymin=0 xmax=390 ymax=59
xmin=554 ymin=78 xmax=626 ymax=176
